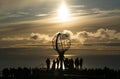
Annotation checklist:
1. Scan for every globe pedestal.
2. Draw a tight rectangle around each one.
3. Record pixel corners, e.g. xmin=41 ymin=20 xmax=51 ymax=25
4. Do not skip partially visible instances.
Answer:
xmin=59 ymin=53 xmax=64 ymax=70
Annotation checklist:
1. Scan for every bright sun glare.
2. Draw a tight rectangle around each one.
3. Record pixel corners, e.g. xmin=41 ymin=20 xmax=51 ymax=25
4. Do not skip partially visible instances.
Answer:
xmin=57 ymin=0 xmax=70 ymax=22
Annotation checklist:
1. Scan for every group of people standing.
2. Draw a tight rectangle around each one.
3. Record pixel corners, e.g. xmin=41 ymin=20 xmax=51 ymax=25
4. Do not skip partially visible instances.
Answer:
xmin=46 ymin=57 xmax=83 ymax=70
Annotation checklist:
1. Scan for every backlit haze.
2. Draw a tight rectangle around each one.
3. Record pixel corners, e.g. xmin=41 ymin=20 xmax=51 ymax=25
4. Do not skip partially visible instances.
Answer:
xmin=0 ymin=0 xmax=120 ymax=57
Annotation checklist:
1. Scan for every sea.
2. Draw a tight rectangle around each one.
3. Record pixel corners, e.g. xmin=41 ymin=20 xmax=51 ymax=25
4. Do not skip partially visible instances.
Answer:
xmin=0 ymin=49 xmax=120 ymax=71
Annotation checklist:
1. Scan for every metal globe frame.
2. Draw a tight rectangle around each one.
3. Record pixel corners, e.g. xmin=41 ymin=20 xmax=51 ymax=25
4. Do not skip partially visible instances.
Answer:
xmin=52 ymin=32 xmax=71 ymax=70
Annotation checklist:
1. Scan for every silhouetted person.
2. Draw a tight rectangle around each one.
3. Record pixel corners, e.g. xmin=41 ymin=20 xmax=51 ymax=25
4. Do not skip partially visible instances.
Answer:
xmin=23 ymin=67 xmax=31 ymax=79
xmin=69 ymin=58 xmax=74 ymax=69
xmin=46 ymin=58 xmax=50 ymax=70
xmin=1 ymin=67 xmax=119 ymax=79
xmin=56 ymin=58 xmax=59 ymax=69
xmin=2 ymin=68 xmax=9 ymax=78
xmin=52 ymin=60 xmax=56 ymax=70
xmin=64 ymin=58 xmax=69 ymax=69
xmin=9 ymin=68 xmax=16 ymax=78
xmin=75 ymin=57 xmax=79 ymax=69
xmin=79 ymin=58 xmax=83 ymax=69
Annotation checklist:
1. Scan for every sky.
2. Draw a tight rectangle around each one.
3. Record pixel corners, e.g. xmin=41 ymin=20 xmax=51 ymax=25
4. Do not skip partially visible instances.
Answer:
xmin=0 ymin=0 xmax=120 ymax=56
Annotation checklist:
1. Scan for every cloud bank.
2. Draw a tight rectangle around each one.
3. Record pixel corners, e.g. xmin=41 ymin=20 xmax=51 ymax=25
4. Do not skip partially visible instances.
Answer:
xmin=1 ymin=28 xmax=120 ymax=44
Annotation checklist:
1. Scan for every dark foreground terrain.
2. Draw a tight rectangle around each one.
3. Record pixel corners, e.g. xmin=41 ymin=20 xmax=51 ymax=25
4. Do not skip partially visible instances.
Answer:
xmin=1 ymin=67 xmax=120 ymax=79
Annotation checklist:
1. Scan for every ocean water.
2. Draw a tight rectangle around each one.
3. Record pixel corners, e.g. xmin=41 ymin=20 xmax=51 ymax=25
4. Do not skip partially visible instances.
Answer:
xmin=0 ymin=49 xmax=120 ymax=71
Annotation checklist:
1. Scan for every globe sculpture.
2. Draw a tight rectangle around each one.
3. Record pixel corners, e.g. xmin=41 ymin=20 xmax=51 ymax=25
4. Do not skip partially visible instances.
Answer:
xmin=52 ymin=32 xmax=71 ymax=70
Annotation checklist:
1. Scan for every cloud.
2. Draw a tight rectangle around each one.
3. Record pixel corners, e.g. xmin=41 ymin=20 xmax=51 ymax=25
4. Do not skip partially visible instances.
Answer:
xmin=75 ymin=28 xmax=120 ymax=44
xmin=0 ymin=0 xmax=59 ymax=24
xmin=91 ymin=28 xmax=120 ymax=40
xmin=30 ymin=33 xmax=51 ymax=43
xmin=76 ymin=31 xmax=90 ymax=44
xmin=91 ymin=9 xmax=120 ymax=17
xmin=70 ymin=5 xmax=85 ymax=8
xmin=36 ymin=14 xmax=49 ymax=17
xmin=61 ymin=29 xmax=120 ymax=44
xmin=0 ymin=0 xmax=120 ymax=25
xmin=1 ymin=28 xmax=120 ymax=45
xmin=71 ymin=7 xmax=120 ymax=18
xmin=62 ymin=30 xmax=74 ymax=39
xmin=1 ymin=37 xmax=29 ymax=41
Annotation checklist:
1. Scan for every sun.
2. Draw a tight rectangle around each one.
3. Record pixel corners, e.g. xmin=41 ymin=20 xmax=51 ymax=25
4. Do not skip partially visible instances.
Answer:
xmin=57 ymin=0 xmax=70 ymax=22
